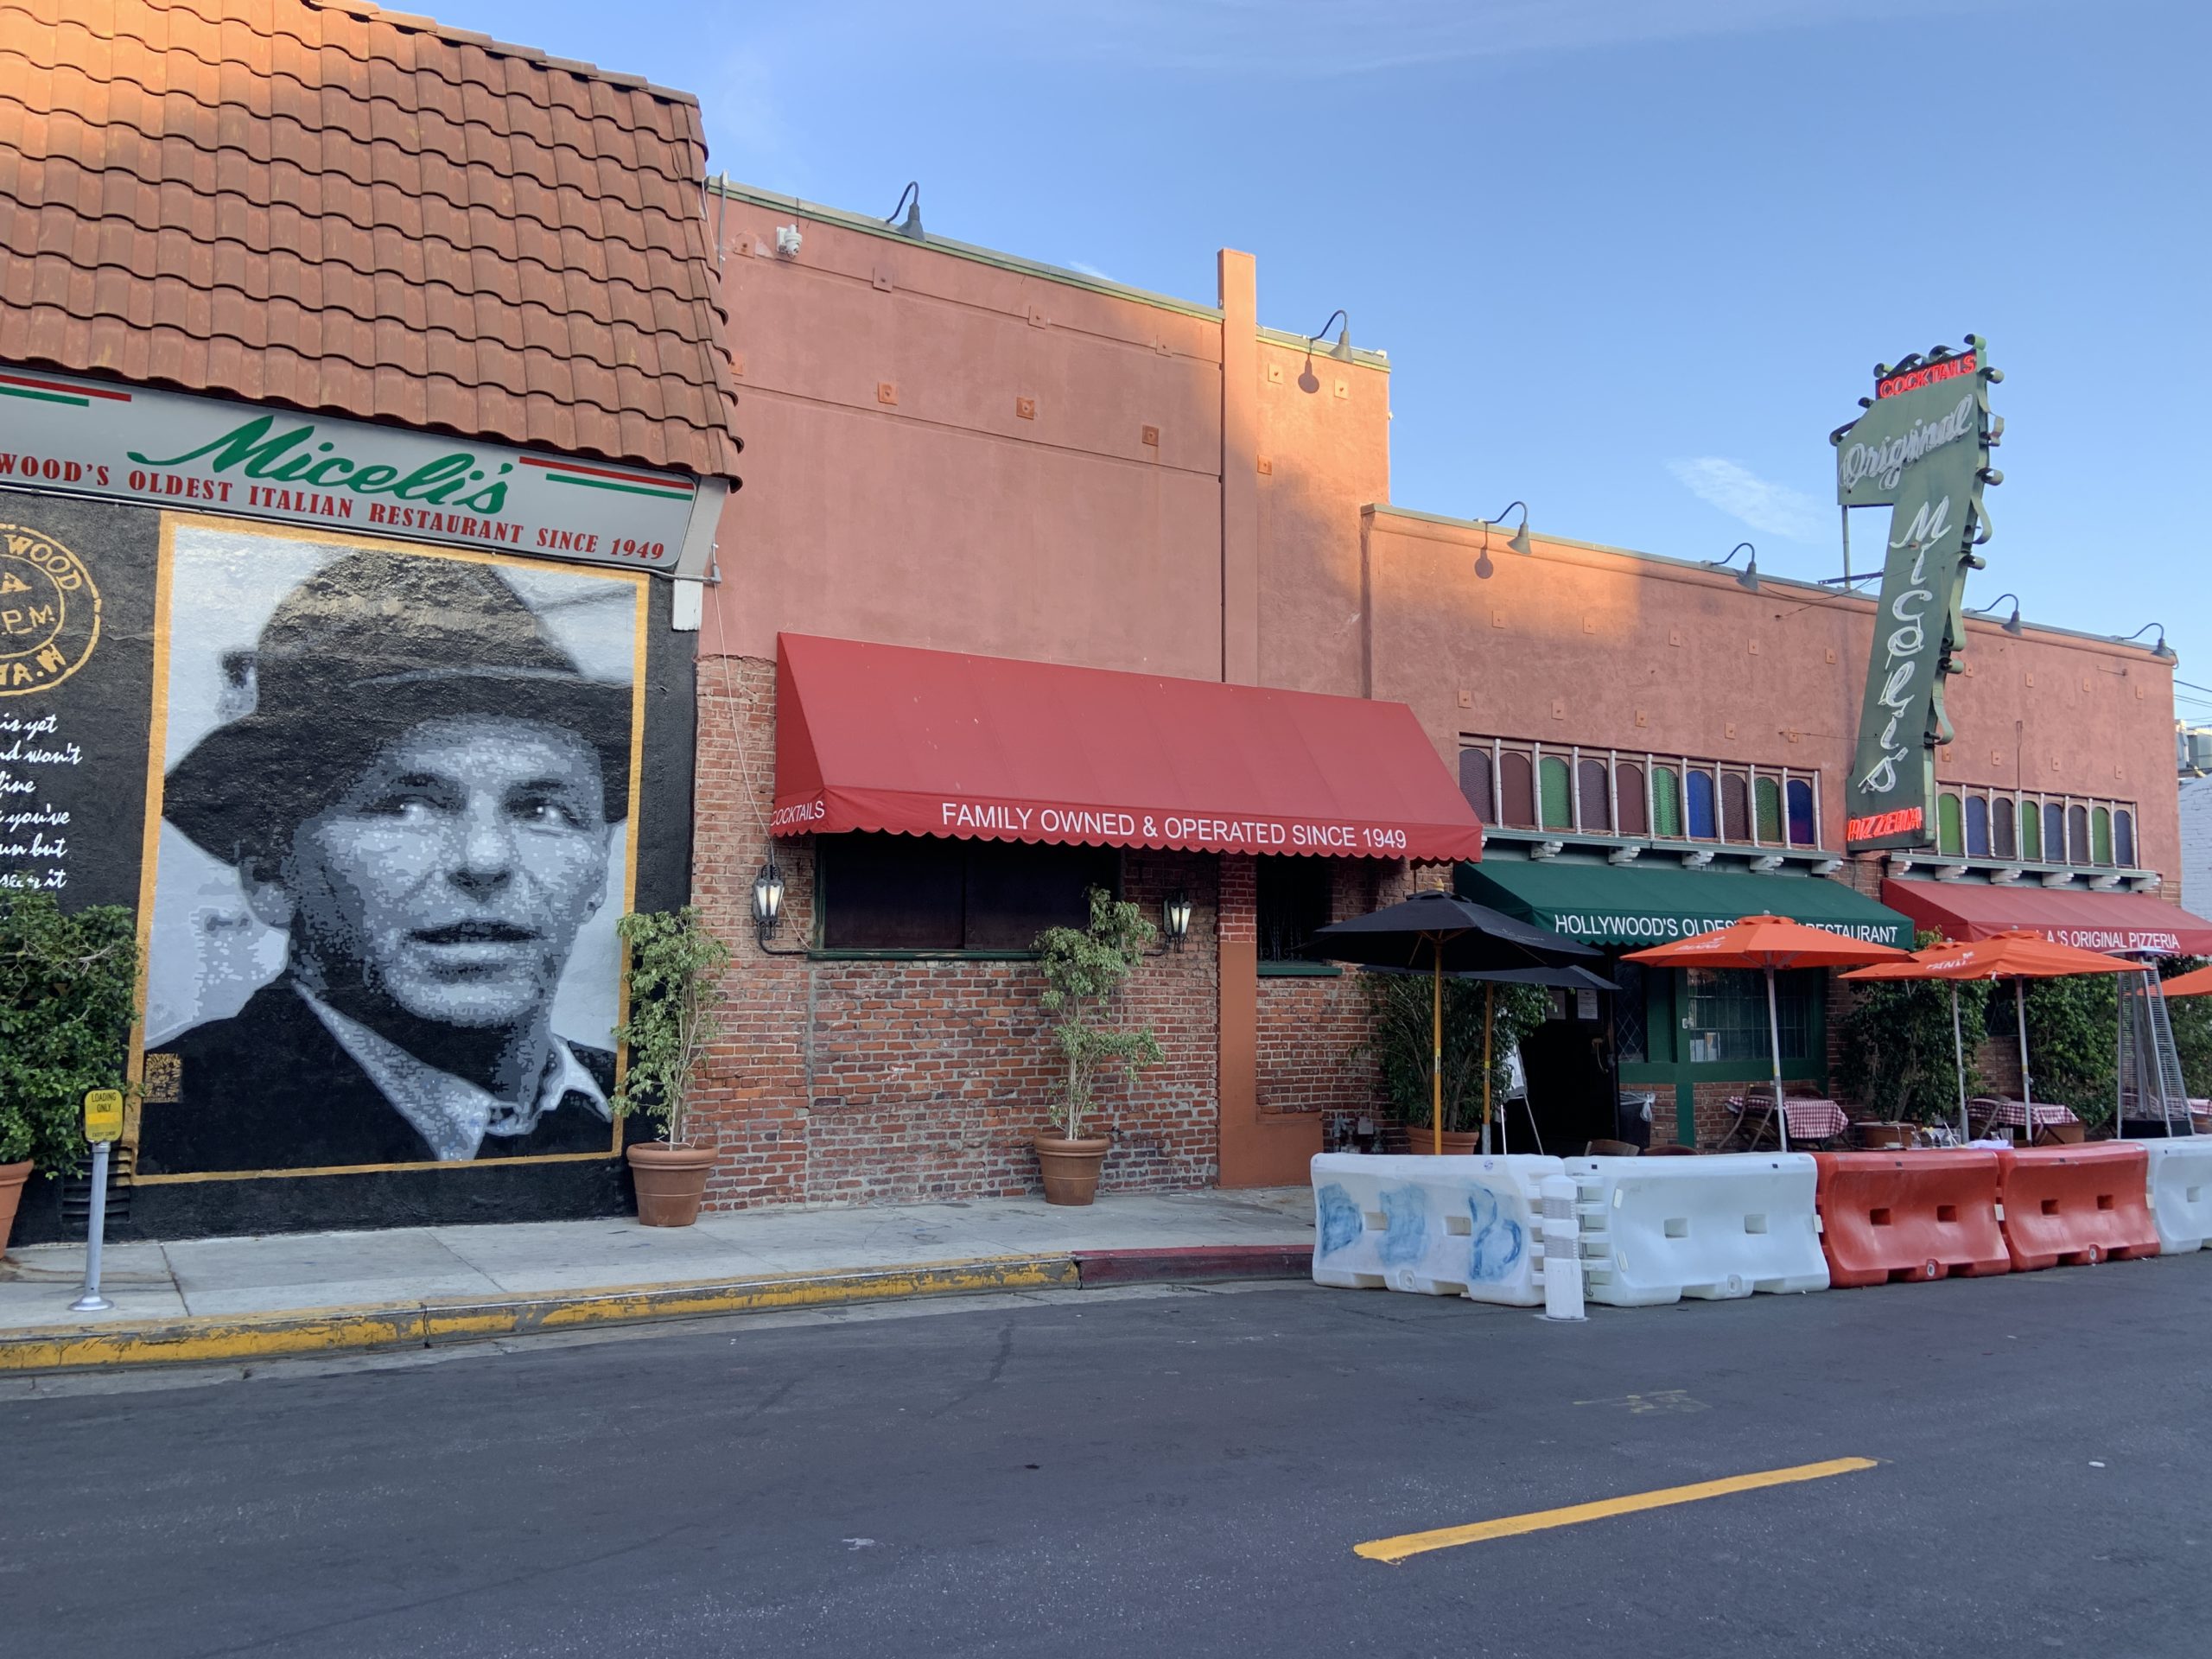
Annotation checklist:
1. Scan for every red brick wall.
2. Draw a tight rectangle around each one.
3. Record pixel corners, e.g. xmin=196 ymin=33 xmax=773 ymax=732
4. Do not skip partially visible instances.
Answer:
xmin=1256 ymin=976 xmax=1374 ymax=1116
xmin=689 ymin=654 xmax=1220 ymax=1206
xmin=1254 ymin=860 xmax=1407 ymax=1129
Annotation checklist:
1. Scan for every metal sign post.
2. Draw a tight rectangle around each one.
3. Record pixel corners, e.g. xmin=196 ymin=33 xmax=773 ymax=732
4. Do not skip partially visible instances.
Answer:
xmin=70 ymin=1089 xmax=124 ymax=1314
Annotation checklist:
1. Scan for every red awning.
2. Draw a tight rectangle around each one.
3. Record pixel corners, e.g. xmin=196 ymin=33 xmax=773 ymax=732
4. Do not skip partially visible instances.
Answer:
xmin=1882 ymin=880 xmax=2212 ymax=957
xmin=772 ymin=633 xmax=1483 ymax=862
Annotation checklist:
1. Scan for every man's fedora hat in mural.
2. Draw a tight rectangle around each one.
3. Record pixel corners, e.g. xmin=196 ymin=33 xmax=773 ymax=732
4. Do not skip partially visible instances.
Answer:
xmin=163 ymin=550 xmax=632 ymax=863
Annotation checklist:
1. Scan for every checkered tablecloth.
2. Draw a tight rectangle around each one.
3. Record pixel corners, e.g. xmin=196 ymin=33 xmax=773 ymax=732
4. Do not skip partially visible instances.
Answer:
xmin=1971 ymin=1097 xmax=2081 ymax=1128
xmin=1726 ymin=1096 xmax=1851 ymax=1140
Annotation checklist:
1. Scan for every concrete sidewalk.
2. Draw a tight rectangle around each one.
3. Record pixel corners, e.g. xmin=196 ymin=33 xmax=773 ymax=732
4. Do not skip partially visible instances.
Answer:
xmin=0 ymin=1187 xmax=1314 ymax=1371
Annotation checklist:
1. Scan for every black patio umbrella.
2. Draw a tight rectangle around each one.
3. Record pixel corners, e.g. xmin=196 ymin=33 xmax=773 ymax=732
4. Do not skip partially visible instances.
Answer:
xmin=1308 ymin=891 xmax=1598 ymax=1154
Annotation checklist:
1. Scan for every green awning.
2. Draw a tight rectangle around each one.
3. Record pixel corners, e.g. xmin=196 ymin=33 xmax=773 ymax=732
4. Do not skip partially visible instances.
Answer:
xmin=1459 ymin=858 xmax=1912 ymax=949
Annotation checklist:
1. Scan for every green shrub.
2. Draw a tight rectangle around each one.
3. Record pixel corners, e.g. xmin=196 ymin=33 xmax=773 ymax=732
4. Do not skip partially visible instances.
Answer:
xmin=611 ymin=907 xmax=731 ymax=1146
xmin=1835 ymin=929 xmax=1991 ymax=1123
xmin=1034 ymin=888 xmax=1163 ymax=1141
xmin=0 ymin=893 xmax=138 ymax=1176
xmin=2020 ymin=971 xmax=2118 ymax=1125
xmin=1353 ymin=971 xmax=1550 ymax=1133
xmin=2160 ymin=957 xmax=2212 ymax=1100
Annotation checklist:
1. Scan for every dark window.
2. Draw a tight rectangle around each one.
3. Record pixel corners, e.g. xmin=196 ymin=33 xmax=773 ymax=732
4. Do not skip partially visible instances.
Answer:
xmin=1612 ymin=960 xmax=1648 ymax=1064
xmin=2044 ymin=803 xmax=2066 ymax=862
xmin=1616 ymin=763 xmax=1648 ymax=836
xmin=2067 ymin=804 xmax=2090 ymax=865
xmin=1937 ymin=792 xmax=1963 ymax=856
xmin=1965 ymin=795 xmax=1990 ymax=856
xmin=1459 ymin=748 xmax=1495 ymax=822
xmin=2116 ymin=810 xmax=2136 ymax=866
xmin=1539 ymin=756 xmax=1572 ymax=830
xmin=1720 ymin=771 xmax=1750 ymax=842
xmin=1786 ymin=778 xmax=1815 ymax=846
xmin=1754 ymin=777 xmax=1783 ymax=843
xmin=1577 ymin=758 xmax=1611 ymax=832
xmin=1993 ymin=797 xmax=2017 ymax=859
xmin=1687 ymin=770 xmax=1717 ymax=838
xmin=1499 ymin=751 xmax=1535 ymax=828
xmin=819 ymin=833 xmax=1116 ymax=951
xmin=1683 ymin=968 xmax=1821 ymax=1064
xmin=1257 ymin=857 xmax=1333 ymax=963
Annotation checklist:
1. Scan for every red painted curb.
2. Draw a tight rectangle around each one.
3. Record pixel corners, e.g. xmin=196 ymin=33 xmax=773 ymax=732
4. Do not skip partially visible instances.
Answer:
xmin=1071 ymin=1244 xmax=1310 ymax=1287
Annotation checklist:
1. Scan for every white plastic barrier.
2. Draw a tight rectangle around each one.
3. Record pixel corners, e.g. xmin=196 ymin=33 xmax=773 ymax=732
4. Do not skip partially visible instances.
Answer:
xmin=2142 ymin=1140 xmax=2212 ymax=1254
xmin=1566 ymin=1153 xmax=1829 ymax=1306
xmin=1310 ymin=1153 xmax=1565 ymax=1307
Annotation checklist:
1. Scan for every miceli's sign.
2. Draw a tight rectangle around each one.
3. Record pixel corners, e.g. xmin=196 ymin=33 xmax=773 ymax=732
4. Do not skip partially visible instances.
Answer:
xmin=1834 ymin=337 xmax=2000 ymax=851
xmin=0 ymin=365 xmax=726 ymax=575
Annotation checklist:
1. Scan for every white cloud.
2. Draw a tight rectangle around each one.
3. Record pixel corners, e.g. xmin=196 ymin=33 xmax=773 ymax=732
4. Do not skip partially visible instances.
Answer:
xmin=1668 ymin=456 xmax=1827 ymax=542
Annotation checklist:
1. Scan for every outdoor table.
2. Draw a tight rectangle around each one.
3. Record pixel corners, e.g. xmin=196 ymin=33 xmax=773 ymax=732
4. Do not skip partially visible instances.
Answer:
xmin=1969 ymin=1097 xmax=2081 ymax=1139
xmin=1721 ymin=1095 xmax=1850 ymax=1149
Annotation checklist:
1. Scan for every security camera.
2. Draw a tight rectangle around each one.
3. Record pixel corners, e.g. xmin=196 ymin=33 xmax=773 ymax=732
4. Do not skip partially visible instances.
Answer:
xmin=774 ymin=224 xmax=803 ymax=257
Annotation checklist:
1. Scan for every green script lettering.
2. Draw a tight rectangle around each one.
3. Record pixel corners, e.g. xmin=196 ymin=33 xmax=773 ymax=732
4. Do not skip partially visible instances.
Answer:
xmin=128 ymin=415 xmax=315 ymax=478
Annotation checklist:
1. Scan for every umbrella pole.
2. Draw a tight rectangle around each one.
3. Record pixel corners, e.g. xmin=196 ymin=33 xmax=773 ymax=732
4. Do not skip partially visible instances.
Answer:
xmin=1433 ymin=950 xmax=1444 ymax=1158
xmin=2015 ymin=978 xmax=2033 ymax=1146
xmin=1950 ymin=983 xmax=1969 ymax=1144
xmin=1482 ymin=983 xmax=1495 ymax=1157
xmin=1765 ymin=964 xmax=1789 ymax=1153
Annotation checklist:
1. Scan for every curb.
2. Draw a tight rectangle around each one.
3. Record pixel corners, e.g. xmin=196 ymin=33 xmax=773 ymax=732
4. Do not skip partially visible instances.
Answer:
xmin=0 ymin=1255 xmax=1078 ymax=1374
xmin=1072 ymin=1244 xmax=1310 ymax=1287
xmin=0 ymin=1243 xmax=1313 ymax=1374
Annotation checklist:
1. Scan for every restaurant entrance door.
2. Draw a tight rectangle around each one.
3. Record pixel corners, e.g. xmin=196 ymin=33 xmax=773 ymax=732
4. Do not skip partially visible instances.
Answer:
xmin=1516 ymin=988 xmax=1619 ymax=1155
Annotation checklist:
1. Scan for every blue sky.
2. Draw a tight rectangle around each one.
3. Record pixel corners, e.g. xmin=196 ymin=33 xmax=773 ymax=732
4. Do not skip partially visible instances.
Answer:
xmin=445 ymin=0 xmax=2208 ymax=711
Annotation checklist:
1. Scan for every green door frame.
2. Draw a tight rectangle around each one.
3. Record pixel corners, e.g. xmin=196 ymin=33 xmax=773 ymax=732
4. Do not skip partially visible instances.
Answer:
xmin=1618 ymin=965 xmax=1830 ymax=1144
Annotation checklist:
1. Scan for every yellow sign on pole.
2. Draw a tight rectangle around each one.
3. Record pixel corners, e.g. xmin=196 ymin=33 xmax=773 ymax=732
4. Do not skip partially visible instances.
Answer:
xmin=83 ymin=1089 xmax=124 ymax=1144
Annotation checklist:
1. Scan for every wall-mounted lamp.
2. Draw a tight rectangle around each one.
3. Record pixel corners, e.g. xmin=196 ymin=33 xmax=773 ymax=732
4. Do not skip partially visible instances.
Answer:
xmin=1307 ymin=308 xmax=1353 ymax=363
xmin=752 ymin=860 xmax=787 ymax=943
xmin=885 ymin=181 xmax=924 ymax=240
xmin=1709 ymin=541 xmax=1759 ymax=593
xmin=1968 ymin=593 xmax=2024 ymax=635
xmin=2121 ymin=622 xmax=2177 ymax=661
xmin=1160 ymin=891 xmax=1193 ymax=951
xmin=1298 ymin=310 xmax=1351 ymax=393
xmin=1471 ymin=501 xmax=1531 ymax=581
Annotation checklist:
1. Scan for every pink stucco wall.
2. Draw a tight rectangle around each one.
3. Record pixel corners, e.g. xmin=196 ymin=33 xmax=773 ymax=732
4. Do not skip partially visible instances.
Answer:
xmin=702 ymin=191 xmax=1392 ymax=683
xmin=1361 ymin=511 xmax=2181 ymax=884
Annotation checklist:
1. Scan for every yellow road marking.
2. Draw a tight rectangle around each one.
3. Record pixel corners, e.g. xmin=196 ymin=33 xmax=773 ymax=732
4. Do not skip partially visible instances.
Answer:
xmin=1354 ymin=1456 xmax=1880 ymax=1564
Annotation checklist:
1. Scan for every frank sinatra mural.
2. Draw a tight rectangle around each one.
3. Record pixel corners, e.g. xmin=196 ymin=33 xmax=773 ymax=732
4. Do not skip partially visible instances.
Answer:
xmin=0 ymin=490 xmax=696 ymax=1238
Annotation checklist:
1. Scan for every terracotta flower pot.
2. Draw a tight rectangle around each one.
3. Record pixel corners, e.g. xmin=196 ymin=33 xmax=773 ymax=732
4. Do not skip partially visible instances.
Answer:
xmin=1855 ymin=1121 xmax=1913 ymax=1150
xmin=1401 ymin=1129 xmax=1480 ymax=1156
xmin=1033 ymin=1134 xmax=1110 ymax=1205
xmin=0 ymin=1160 xmax=31 ymax=1260
xmin=626 ymin=1141 xmax=715 ymax=1228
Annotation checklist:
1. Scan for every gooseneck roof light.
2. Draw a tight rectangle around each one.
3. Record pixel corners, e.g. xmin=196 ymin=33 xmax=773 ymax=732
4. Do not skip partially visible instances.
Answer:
xmin=1967 ymin=593 xmax=2025 ymax=636
xmin=1472 ymin=501 xmax=1531 ymax=581
xmin=2121 ymin=622 xmax=2177 ymax=661
xmin=1709 ymin=541 xmax=1760 ymax=594
xmin=885 ymin=181 xmax=924 ymax=240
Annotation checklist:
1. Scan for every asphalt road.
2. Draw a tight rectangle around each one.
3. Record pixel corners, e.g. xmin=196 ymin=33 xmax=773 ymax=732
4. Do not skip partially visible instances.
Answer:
xmin=6 ymin=1258 xmax=2210 ymax=1659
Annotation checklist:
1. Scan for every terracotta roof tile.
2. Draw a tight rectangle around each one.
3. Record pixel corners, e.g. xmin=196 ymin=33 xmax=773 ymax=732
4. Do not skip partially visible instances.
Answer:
xmin=0 ymin=0 xmax=739 ymax=476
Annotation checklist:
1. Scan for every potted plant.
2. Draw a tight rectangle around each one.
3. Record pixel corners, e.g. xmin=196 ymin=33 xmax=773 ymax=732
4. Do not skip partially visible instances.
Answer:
xmin=0 ymin=893 xmax=138 ymax=1257
xmin=1352 ymin=973 xmax=1548 ymax=1154
xmin=612 ymin=906 xmax=730 ymax=1227
xmin=1031 ymin=887 xmax=1163 ymax=1205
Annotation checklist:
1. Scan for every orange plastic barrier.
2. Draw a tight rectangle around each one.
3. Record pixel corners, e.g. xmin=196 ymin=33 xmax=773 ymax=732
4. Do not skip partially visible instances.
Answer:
xmin=1813 ymin=1150 xmax=2009 ymax=1287
xmin=1996 ymin=1143 xmax=2158 ymax=1271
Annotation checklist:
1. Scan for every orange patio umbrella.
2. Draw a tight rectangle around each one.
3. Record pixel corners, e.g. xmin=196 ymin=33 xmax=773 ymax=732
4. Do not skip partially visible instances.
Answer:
xmin=1842 ymin=931 xmax=2138 ymax=1142
xmin=1625 ymin=916 xmax=1909 ymax=1150
xmin=2158 ymin=962 xmax=2212 ymax=998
